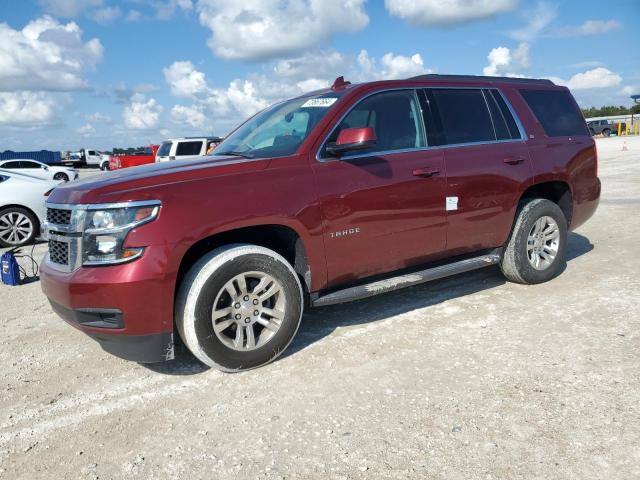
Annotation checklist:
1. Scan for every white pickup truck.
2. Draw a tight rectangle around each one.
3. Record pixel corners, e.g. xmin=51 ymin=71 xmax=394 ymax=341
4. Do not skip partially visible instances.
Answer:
xmin=85 ymin=149 xmax=111 ymax=170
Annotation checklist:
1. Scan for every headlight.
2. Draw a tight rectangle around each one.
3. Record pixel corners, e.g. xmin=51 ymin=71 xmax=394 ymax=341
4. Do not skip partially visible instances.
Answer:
xmin=82 ymin=202 xmax=160 ymax=266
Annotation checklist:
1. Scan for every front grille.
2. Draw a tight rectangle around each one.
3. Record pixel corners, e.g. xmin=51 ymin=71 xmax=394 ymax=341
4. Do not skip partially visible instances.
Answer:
xmin=48 ymin=239 xmax=69 ymax=266
xmin=47 ymin=208 xmax=71 ymax=225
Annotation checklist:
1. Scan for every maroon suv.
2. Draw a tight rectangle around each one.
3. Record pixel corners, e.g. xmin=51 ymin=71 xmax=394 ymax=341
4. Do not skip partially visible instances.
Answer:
xmin=40 ymin=74 xmax=600 ymax=371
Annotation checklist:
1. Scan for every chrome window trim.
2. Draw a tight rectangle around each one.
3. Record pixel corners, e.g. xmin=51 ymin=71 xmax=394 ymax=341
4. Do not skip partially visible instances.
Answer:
xmin=315 ymin=85 xmax=528 ymax=162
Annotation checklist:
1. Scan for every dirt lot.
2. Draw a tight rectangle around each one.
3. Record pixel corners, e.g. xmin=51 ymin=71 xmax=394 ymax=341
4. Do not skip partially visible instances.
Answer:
xmin=1 ymin=137 xmax=639 ymax=479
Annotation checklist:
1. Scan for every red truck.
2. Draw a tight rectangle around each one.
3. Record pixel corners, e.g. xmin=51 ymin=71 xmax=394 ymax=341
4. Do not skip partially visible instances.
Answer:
xmin=108 ymin=145 xmax=159 ymax=170
xmin=41 ymin=75 xmax=600 ymax=371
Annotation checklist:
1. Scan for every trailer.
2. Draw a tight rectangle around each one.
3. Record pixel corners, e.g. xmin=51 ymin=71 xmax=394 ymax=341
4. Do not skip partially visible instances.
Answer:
xmin=0 ymin=150 xmax=62 ymax=165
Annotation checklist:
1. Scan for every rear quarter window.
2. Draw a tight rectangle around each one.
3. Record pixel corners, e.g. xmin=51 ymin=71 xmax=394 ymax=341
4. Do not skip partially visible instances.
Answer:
xmin=519 ymin=89 xmax=589 ymax=137
xmin=429 ymin=89 xmax=495 ymax=145
xmin=176 ymin=141 xmax=204 ymax=156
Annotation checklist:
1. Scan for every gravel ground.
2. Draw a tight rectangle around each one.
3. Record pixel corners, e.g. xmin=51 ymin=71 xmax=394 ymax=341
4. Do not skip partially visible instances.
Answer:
xmin=1 ymin=137 xmax=639 ymax=479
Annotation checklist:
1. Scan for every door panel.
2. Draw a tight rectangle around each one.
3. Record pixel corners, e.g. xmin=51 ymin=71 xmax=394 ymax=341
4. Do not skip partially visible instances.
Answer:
xmin=443 ymin=141 xmax=532 ymax=254
xmin=313 ymin=149 xmax=446 ymax=288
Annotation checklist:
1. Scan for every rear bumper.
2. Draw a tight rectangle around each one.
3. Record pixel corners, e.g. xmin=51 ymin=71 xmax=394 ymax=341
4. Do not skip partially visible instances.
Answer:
xmin=40 ymin=244 xmax=177 ymax=363
xmin=571 ymin=176 xmax=601 ymax=230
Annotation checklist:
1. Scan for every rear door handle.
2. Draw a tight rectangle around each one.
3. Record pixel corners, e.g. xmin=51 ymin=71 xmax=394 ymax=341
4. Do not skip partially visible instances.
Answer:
xmin=503 ymin=156 xmax=525 ymax=165
xmin=412 ymin=167 xmax=440 ymax=178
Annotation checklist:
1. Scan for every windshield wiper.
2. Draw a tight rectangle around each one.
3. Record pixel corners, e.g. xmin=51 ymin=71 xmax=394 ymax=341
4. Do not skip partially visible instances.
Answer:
xmin=215 ymin=151 xmax=254 ymax=159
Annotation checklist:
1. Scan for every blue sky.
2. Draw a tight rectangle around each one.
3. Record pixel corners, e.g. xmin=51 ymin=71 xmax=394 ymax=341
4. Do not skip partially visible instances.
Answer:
xmin=1 ymin=0 xmax=638 ymax=151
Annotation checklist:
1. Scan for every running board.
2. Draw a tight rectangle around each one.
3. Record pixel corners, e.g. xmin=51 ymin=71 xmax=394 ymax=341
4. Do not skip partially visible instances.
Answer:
xmin=312 ymin=249 xmax=502 ymax=308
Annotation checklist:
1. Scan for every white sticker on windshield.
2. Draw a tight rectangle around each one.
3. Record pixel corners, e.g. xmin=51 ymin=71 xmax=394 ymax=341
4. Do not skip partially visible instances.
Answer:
xmin=302 ymin=97 xmax=338 ymax=108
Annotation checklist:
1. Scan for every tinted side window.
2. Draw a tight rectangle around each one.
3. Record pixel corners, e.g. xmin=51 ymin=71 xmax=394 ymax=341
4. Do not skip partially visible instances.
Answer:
xmin=176 ymin=141 xmax=203 ymax=156
xmin=519 ymin=89 xmax=589 ymax=137
xmin=1 ymin=161 xmax=19 ymax=169
xmin=430 ymin=89 xmax=495 ymax=144
xmin=88 ymin=150 xmax=96 ymax=156
xmin=325 ymin=90 xmax=425 ymax=156
xmin=488 ymin=90 xmax=521 ymax=139
xmin=20 ymin=161 xmax=39 ymax=169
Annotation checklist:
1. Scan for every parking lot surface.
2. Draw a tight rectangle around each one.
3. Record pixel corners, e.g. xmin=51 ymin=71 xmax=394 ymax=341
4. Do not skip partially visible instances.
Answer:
xmin=1 ymin=137 xmax=639 ymax=479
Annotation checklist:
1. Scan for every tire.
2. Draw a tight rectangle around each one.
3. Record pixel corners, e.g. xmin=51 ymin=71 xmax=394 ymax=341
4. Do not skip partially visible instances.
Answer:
xmin=500 ymin=199 xmax=568 ymax=285
xmin=100 ymin=162 xmax=109 ymax=171
xmin=53 ymin=172 xmax=69 ymax=182
xmin=176 ymin=244 xmax=304 ymax=372
xmin=0 ymin=207 xmax=38 ymax=247
xmin=602 ymin=128 xmax=611 ymax=137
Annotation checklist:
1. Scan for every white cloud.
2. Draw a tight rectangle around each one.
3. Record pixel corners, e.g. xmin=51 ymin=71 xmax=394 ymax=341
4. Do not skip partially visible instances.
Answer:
xmin=358 ymin=50 xmax=430 ymax=79
xmin=155 ymin=0 xmax=193 ymax=20
xmin=385 ymin=0 xmax=517 ymax=25
xmin=76 ymin=122 xmax=96 ymax=136
xmin=508 ymin=1 xmax=557 ymax=41
xmin=556 ymin=19 xmax=621 ymax=37
xmin=38 ymin=0 xmax=103 ymax=17
xmin=570 ymin=60 xmax=605 ymax=69
xmin=163 ymin=61 xmax=208 ymax=97
xmin=126 ymin=9 xmax=141 ymax=21
xmin=0 ymin=91 xmax=59 ymax=126
xmin=0 ymin=16 xmax=103 ymax=92
xmin=551 ymin=68 xmax=622 ymax=90
xmin=618 ymin=85 xmax=639 ymax=97
xmin=123 ymin=96 xmax=163 ymax=129
xmin=86 ymin=112 xmax=111 ymax=123
xmin=171 ymin=104 xmax=207 ymax=128
xmin=163 ymin=49 xmax=433 ymax=135
xmin=483 ymin=42 xmax=530 ymax=77
xmin=89 ymin=5 xmax=122 ymax=24
xmin=196 ymin=0 xmax=369 ymax=61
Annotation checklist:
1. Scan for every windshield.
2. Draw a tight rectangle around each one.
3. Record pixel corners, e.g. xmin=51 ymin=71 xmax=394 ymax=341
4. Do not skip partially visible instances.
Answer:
xmin=213 ymin=93 xmax=343 ymax=159
xmin=157 ymin=142 xmax=171 ymax=157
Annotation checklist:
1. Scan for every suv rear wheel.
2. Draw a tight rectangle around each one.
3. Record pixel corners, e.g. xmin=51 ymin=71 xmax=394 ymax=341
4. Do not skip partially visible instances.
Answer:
xmin=176 ymin=244 xmax=303 ymax=372
xmin=500 ymin=199 xmax=567 ymax=284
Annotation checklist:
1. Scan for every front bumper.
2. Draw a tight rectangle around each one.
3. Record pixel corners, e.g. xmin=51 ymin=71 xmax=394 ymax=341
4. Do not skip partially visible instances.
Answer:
xmin=40 ymin=244 xmax=177 ymax=363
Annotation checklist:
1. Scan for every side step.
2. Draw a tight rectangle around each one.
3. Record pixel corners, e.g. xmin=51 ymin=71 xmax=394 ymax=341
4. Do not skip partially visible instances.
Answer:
xmin=312 ymin=249 xmax=502 ymax=307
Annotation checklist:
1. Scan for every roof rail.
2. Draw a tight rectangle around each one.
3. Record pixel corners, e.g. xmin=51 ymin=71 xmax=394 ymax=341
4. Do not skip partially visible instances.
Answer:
xmin=408 ymin=74 xmax=554 ymax=85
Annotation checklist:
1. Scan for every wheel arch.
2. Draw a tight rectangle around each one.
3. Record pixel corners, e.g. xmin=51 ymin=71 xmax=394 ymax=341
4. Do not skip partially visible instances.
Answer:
xmin=519 ymin=180 xmax=573 ymax=225
xmin=175 ymin=223 xmax=313 ymax=301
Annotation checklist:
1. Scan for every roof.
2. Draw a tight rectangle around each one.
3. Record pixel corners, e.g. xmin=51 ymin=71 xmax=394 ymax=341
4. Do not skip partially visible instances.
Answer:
xmin=408 ymin=74 xmax=554 ymax=86
xmin=165 ymin=136 xmax=223 ymax=141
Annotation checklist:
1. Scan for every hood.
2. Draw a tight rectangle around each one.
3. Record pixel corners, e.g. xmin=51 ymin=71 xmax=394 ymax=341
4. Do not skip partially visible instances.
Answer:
xmin=47 ymin=155 xmax=271 ymax=205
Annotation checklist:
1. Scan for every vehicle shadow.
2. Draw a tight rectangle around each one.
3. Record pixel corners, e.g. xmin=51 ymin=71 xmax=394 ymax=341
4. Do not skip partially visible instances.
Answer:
xmin=143 ymin=232 xmax=594 ymax=375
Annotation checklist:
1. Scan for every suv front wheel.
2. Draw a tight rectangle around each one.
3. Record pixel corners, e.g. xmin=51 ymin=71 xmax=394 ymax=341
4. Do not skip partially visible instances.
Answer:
xmin=176 ymin=244 xmax=304 ymax=372
xmin=500 ymin=199 xmax=568 ymax=284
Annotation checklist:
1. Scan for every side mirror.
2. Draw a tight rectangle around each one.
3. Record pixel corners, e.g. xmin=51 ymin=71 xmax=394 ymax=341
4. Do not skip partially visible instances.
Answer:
xmin=42 ymin=165 xmax=49 ymax=170
xmin=326 ymin=127 xmax=376 ymax=157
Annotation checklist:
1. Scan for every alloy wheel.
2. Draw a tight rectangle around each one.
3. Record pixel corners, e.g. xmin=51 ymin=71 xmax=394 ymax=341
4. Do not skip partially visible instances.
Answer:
xmin=0 ymin=211 xmax=34 ymax=245
xmin=211 ymin=271 xmax=286 ymax=351
xmin=527 ymin=215 xmax=560 ymax=270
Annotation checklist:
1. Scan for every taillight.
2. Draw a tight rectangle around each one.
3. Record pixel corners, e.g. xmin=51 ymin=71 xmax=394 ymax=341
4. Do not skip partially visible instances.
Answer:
xmin=44 ymin=188 xmax=54 ymax=196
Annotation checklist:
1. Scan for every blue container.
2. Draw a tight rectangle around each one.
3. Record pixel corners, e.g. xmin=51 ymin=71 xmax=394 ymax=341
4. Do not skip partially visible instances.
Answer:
xmin=0 ymin=150 xmax=62 ymax=165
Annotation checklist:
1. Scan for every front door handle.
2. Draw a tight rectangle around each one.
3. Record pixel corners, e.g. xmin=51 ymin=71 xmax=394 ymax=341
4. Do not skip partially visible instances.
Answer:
xmin=413 ymin=167 xmax=440 ymax=178
xmin=503 ymin=156 xmax=525 ymax=165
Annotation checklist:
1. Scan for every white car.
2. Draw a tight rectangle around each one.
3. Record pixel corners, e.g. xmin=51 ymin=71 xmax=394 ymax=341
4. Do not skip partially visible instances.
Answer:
xmin=0 ymin=159 xmax=78 ymax=182
xmin=0 ymin=170 xmax=58 ymax=247
xmin=155 ymin=137 xmax=222 ymax=162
